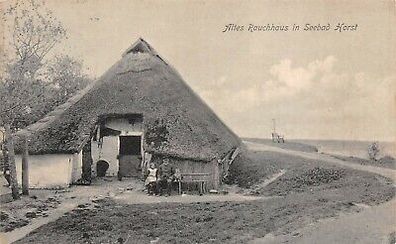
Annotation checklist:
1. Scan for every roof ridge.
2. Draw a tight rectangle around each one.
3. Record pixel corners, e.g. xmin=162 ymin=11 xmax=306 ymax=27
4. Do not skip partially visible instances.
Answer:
xmin=122 ymin=37 xmax=158 ymax=57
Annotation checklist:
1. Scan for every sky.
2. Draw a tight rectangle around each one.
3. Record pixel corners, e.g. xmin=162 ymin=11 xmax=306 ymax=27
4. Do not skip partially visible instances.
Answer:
xmin=2 ymin=0 xmax=395 ymax=141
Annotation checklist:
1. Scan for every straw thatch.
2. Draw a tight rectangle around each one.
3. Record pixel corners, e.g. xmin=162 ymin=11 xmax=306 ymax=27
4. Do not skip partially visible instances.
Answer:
xmin=16 ymin=38 xmax=241 ymax=161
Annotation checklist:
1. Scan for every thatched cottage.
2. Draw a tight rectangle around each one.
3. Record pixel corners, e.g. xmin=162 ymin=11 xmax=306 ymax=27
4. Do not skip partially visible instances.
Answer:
xmin=14 ymin=38 xmax=241 ymax=189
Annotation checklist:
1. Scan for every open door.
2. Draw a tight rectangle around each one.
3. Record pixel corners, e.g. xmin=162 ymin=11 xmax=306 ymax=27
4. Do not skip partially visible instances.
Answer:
xmin=118 ymin=136 xmax=141 ymax=177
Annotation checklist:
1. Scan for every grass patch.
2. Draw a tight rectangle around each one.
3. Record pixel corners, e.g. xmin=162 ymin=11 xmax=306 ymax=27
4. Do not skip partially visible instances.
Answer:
xmin=227 ymin=150 xmax=394 ymax=205
xmin=225 ymin=150 xmax=280 ymax=188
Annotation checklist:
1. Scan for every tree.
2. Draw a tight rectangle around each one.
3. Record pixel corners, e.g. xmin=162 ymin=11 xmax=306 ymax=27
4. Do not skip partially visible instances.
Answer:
xmin=1 ymin=1 xmax=93 ymax=129
xmin=46 ymin=55 xmax=92 ymax=106
xmin=0 ymin=0 xmax=91 ymax=200
xmin=1 ymin=0 xmax=66 ymax=128
xmin=1 ymin=55 xmax=92 ymax=130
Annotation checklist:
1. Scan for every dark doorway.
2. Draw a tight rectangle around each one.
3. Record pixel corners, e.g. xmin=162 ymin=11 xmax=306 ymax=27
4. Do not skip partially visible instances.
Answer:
xmin=97 ymin=160 xmax=109 ymax=177
xmin=118 ymin=136 xmax=142 ymax=177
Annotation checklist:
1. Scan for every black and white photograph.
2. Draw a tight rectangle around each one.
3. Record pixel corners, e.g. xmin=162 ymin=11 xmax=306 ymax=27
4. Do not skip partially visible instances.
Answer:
xmin=0 ymin=0 xmax=395 ymax=243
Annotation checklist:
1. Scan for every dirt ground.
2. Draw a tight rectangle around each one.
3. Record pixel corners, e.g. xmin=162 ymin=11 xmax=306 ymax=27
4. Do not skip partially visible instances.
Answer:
xmin=10 ymin=145 xmax=395 ymax=244
xmin=13 ymin=193 xmax=380 ymax=244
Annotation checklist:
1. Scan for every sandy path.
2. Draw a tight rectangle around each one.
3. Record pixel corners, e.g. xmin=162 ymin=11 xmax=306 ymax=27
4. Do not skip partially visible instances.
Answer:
xmin=252 ymin=198 xmax=396 ymax=244
xmin=244 ymin=141 xmax=396 ymax=244
xmin=114 ymin=191 xmax=265 ymax=205
xmin=2 ymin=201 xmax=80 ymax=244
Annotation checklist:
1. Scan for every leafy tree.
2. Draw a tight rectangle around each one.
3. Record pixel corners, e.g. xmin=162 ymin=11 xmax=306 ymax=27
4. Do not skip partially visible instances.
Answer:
xmin=1 ymin=0 xmax=66 ymax=128
xmin=0 ymin=0 xmax=92 ymax=199
xmin=1 ymin=1 xmax=93 ymax=130
xmin=1 ymin=55 xmax=92 ymax=130
xmin=46 ymin=54 xmax=92 ymax=106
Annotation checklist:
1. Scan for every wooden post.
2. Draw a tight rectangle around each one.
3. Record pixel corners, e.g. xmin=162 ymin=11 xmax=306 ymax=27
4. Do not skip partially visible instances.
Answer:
xmin=82 ymin=141 xmax=92 ymax=182
xmin=22 ymin=136 xmax=29 ymax=195
xmin=4 ymin=124 xmax=20 ymax=200
xmin=212 ymin=160 xmax=220 ymax=190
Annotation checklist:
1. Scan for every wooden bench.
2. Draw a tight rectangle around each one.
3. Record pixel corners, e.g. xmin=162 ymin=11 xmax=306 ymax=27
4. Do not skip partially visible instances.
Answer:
xmin=176 ymin=173 xmax=211 ymax=194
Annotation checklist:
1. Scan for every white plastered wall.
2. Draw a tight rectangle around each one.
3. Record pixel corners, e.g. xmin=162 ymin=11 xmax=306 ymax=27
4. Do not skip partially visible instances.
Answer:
xmin=91 ymin=136 xmax=119 ymax=176
xmin=91 ymin=117 xmax=143 ymax=176
xmin=15 ymin=152 xmax=83 ymax=189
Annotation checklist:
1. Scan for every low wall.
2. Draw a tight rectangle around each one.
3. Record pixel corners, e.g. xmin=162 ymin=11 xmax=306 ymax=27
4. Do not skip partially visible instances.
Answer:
xmin=15 ymin=153 xmax=82 ymax=189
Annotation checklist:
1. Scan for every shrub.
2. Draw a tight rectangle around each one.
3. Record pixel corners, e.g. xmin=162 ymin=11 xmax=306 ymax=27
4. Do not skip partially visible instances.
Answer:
xmin=368 ymin=142 xmax=380 ymax=161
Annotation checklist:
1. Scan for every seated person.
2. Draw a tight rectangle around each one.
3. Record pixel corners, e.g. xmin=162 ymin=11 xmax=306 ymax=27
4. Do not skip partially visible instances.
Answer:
xmin=158 ymin=158 xmax=175 ymax=196
xmin=145 ymin=163 xmax=158 ymax=195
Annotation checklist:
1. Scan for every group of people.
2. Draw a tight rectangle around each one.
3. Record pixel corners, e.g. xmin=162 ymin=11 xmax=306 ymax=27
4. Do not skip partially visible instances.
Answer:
xmin=144 ymin=158 xmax=178 ymax=196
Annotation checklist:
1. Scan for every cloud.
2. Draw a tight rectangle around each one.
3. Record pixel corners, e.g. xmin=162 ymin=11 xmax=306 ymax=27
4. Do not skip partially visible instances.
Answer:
xmin=200 ymin=55 xmax=340 ymax=108
xmin=196 ymin=56 xmax=395 ymax=140
xmin=264 ymin=56 xmax=337 ymax=99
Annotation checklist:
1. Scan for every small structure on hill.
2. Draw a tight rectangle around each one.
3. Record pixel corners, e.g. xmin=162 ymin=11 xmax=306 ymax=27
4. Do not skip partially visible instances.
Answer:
xmin=14 ymin=38 xmax=241 ymax=190
xmin=271 ymin=119 xmax=285 ymax=143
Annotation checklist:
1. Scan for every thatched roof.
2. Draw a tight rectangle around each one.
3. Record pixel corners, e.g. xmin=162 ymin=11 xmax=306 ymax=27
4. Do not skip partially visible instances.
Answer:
xmin=15 ymin=38 xmax=241 ymax=161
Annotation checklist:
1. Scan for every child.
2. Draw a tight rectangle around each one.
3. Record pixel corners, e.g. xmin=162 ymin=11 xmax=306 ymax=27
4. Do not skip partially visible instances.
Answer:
xmin=145 ymin=163 xmax=158 ymax=195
